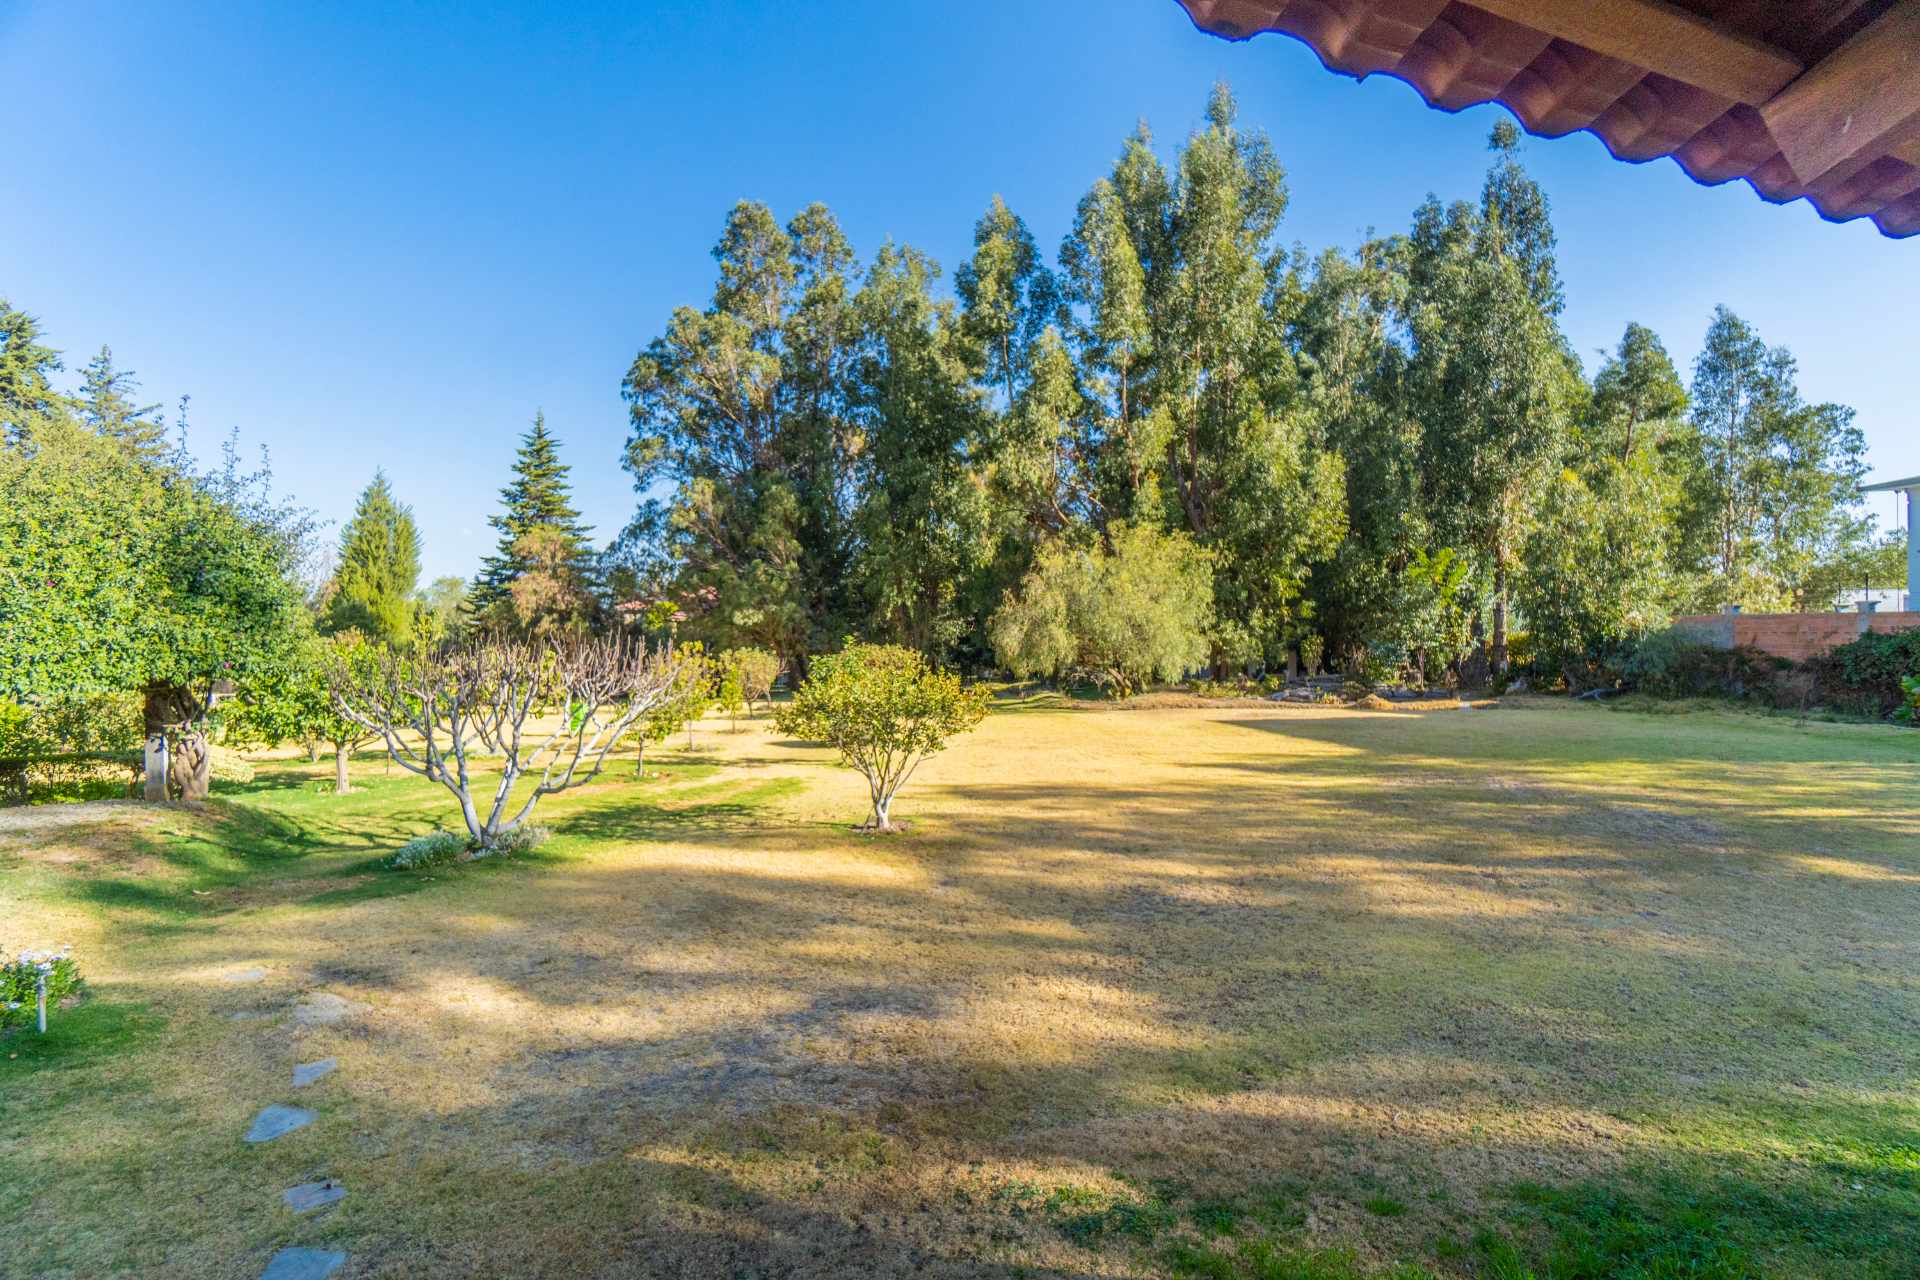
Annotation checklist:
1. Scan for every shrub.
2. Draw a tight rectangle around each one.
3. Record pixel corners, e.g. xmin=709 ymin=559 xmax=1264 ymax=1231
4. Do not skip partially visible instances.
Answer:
xmin=387 ymin=830 xmax=470 ymax=870
xmin=2 ymin=946 xmax=81 ymax=1029
xmin=1620 ymin=629 xmax=1785 ymax=700
xmin=1298 ymin=634 xmax=1324 ymax=677
xmin=774 ymin=641 xmax=989 ymax=831
xmin=1805 ymin=628 xmax=1920 ymax=719
xmin=990 ymin=523 xmax=1213 ymax=697
xmin=487 ymin=824 xmax=550 ymax=857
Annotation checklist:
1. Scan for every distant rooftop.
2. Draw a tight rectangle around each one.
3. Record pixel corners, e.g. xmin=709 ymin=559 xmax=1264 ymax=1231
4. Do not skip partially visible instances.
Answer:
xmin=1863 ymin=474 xmax=1920 ymax=491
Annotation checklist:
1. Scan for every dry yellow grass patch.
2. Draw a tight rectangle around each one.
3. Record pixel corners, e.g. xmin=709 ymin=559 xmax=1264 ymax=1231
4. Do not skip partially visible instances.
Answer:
xmin=3 ymin=701 xmax=1917 ymax=1277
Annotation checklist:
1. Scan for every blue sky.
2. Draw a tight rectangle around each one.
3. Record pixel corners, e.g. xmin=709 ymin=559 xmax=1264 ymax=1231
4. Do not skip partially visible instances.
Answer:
xmin=5 ymin=0 xmax=1915 ymax=582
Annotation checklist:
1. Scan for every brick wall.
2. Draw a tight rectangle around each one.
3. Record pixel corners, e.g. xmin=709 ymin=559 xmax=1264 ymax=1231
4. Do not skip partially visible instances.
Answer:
xmin=1674 ymin=612 xmax=1920 ymax=664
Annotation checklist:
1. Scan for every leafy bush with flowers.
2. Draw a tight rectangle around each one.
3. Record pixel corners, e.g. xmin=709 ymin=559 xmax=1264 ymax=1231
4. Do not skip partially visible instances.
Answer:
xmin=387 ymin=830 xmax=471 ymax=870
xmin=387 ymin=825 xmax=550 ymax=871
xmin=3 ymin=946 xmax=81 ymax=1029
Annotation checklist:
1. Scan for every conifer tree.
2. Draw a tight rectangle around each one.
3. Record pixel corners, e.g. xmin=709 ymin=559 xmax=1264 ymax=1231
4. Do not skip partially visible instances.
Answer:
xmin=76 ymin=346 xmax=169 ymax=461
xmin=0 ymin=298 xmax=63 ymax=443
xmin=324 ymin=470 xmax=422 ymax=646
xmin=473 ymin=413 xmax=594 ymax=623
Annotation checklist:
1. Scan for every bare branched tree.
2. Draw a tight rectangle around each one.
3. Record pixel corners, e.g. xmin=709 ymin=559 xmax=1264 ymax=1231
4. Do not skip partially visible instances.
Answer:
xmin=331 ymin=634 xmax=691 ymax=851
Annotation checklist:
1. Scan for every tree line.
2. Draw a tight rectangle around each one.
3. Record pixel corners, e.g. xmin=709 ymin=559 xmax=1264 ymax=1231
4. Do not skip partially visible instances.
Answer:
xmin=616 ymin=87 xmax=1893 ymax=691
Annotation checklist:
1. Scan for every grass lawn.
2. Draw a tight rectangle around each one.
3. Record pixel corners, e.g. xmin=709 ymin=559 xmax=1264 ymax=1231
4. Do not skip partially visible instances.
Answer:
xmin=3 ymin=699 xmax=1918 ymax=1279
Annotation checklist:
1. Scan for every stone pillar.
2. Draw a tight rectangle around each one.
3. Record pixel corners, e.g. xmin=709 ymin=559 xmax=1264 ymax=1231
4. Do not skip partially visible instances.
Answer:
xmin=143 ymin=735 xmax=170 ymax=801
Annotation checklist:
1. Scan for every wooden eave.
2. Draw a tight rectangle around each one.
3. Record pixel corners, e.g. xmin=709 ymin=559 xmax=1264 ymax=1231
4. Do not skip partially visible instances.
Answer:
xmin=1175 ymin=0 xmax=1920 ymax=237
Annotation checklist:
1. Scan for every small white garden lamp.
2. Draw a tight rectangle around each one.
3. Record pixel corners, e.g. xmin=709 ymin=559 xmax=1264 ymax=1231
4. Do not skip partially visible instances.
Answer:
xmin=36 ymin=964 xmax=48 ymax=1033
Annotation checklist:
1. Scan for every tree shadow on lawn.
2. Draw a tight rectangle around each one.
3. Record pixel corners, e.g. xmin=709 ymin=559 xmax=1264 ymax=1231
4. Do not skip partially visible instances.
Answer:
xmin=21 ymin=713 xmax=1920 ymax=1276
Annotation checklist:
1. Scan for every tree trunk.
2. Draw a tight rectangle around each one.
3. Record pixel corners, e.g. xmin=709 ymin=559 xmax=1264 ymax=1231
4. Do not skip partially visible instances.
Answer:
xmin=870 ymin=792 xmax=893 ymax=832
xmin=305 ymin=740 xmax=320 ymax=764
xmin=334 ymin=743 xmax=351 ymax=795
xmin=1491 ymin=551 xmax=1510 ymax=680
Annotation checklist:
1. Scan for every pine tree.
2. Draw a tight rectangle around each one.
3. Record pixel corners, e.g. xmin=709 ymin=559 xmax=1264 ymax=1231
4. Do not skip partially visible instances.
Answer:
xmin=323 ymin=470 xmax=422 ymax=646
xmin=0 ymin=298 xmax=63 ymax=443
xmin=472 ymin=413 xmax=594 ymax=621
xmin=77 ymin=346 xmax=169 ymax=461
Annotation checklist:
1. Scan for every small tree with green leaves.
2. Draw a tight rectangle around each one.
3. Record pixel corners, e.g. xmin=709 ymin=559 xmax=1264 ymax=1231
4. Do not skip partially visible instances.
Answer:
xmin=774 ymin=641 xmax=989 ymax=832
xmin=630 ymin=642 xmax=713 ymax=772
xmin=716 ymin=661 xmax=746 ymax=731
xmin=727 ymin=647 xmax=782 ymax=712
xmin=230 ymin=631 xmax=382 ymax=794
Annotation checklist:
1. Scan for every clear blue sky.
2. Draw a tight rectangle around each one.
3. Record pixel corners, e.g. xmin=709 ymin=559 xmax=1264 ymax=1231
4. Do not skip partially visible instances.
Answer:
xmin=5 ymin=0 xmax=1914 ymax=582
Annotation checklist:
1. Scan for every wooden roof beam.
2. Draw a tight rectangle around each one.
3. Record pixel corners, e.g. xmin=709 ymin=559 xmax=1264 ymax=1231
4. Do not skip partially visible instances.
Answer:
xmin=1465 ymin=0 xmax=1802 ymax=105
xmin=1761 ymin=1 xmax=1920 ymax=186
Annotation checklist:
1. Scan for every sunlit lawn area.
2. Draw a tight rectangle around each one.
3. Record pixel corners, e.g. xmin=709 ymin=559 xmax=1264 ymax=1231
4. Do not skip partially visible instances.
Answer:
xmin=3 ymin=700 xmax=1918 ymax=1279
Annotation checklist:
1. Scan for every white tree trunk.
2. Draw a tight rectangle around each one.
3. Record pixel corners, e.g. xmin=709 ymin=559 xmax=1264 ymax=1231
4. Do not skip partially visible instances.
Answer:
xmin=334 ymin=744 xmax=350 ymax=795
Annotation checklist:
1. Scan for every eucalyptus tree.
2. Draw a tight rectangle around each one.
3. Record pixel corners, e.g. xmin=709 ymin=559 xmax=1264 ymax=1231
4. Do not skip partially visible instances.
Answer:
xmin=1684 ymin=306 xmax=1866 ymax=608
xmin=1586 ymin=322 xmax=1687 ymax=464
xmin=623 ymin=201 xmax=863 ymax=676
xmin=955 ymin=195 xmax=1058 ymax=410
xmin=1147 ymin=84 xmax=1346 ymax=668
xmin=1285 ymin=240 xmax=1435 ymax=670
xmin=1058 ymin=175 xmax=1154 ymax=523
xmin=848 ymin=240 xmax=992 ymax=659
xmin=1404 ymin=124 xmax=1579 ymax=677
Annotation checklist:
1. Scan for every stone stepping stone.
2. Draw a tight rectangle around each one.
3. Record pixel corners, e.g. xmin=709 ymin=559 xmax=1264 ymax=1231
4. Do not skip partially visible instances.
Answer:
xmin=260 ymin=1247 xmax=346 ymax=1280
xmin=283 ymin=1178 xmax=346 ymax=1214
xmin=292 ymin=992 xmax=366 ymax=1027
xmin=245 ymin=1104 xmax=315 ymax=1143
xmin=221 ymin=967 xmax=269 ymax=984
xmin=292 ymin=1057 xmax=337 ymax=1087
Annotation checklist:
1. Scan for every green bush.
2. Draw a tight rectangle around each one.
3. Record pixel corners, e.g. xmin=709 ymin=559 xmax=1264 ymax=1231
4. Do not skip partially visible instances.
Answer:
xmin=389 ymin=824 xmax=550 ymax=870
xmin=2 ymin=946 xmax=81 ymax=1029
xmin=387 ymin=830 xmax=470 ymax=870
xmin=487 ymin=824 xmax=550 ymax=857
xmin=0 ymin=692 xmax=147 ymax=805
xmin=1620 ymin=629 xmax=1785 ymax=700
xmin=1805 ymin=628 xmax=1920 ymax=719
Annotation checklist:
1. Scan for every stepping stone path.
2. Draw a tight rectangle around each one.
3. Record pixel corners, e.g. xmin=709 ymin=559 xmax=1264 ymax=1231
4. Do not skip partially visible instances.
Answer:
xmin=292 ymin=1057 xmax=337 ymax=1087
xmin=292 ymin=992 xmax=366 ymax=1027
xmin=234 ymin=972 xmax=354 ymax=1275
xmin=260 ymin=1246 xmax=347 ymax=1280
xmin=283 ymin=1179 xmax=347 ymax=1214
xmin=245 ymin=1104 xmax=315 ymax=1144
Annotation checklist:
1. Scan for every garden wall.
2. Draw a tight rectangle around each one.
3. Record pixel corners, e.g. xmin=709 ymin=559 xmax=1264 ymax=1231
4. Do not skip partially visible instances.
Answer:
xmin=1675 ymin=611 xmax=1920 ymax=665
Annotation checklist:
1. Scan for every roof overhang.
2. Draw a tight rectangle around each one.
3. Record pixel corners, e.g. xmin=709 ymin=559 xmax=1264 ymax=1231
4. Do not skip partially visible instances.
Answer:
xmin=1174 ymin=0 xmax=1920 ymax=237
xmin=1863 ymin=474 xmax=1920 ymax=490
